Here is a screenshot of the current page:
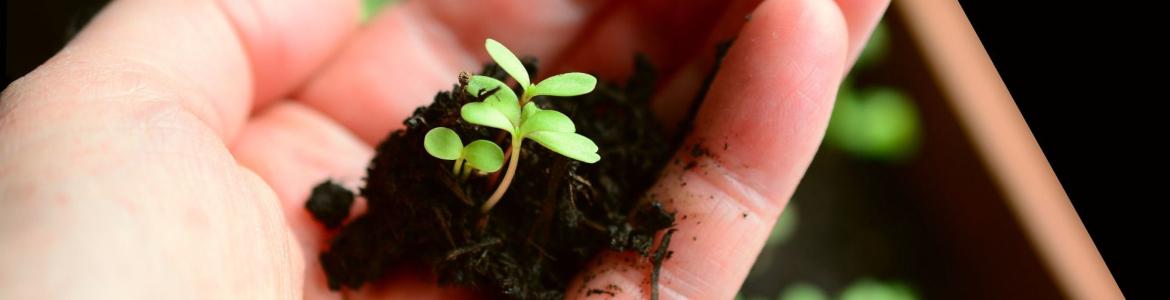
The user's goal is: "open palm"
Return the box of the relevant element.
[0,0,887,298]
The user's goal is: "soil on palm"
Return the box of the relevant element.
[306,56,684,299]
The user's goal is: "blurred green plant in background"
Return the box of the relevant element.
[736,20,924,300]
[767,203,799,247]
[853,22,889,70]
[739,198,921,300]
[825,23,921,162]
[739,278,918,300]
[827,84,919,162]
[362,0,398,22]
[744,203,798,280]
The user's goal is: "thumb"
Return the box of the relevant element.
[566,0,856,298]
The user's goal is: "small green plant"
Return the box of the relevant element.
[424,38,601,214]
[424,127,505,180]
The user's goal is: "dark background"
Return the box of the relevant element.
[955,0,1140,296]
[5,0,109,85]
[4,0,1135,296]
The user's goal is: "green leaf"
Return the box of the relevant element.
[463,140,505,173]
[490,97,521,129]
[522,102,540,120]
[520,109,575,136]
[465,75,520,128]
[423,127,463,160]
[466,75,518,106]
[484,38,530,88]
[530,72,596,97]
[526,131,600,163]
[461,102,515,133]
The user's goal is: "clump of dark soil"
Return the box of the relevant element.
[305,180,354,229]
[307,55,682,299]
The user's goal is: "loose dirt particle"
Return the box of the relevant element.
[305,180,355,229]
[651,229,678,300]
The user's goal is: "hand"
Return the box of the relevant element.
[0,0,888,298]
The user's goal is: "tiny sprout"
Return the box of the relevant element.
[424,127,505,180]
[462,38,601,213]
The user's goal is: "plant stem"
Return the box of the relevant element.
[460,165,472,180]
[520,88,533,106]
[453,157,464,175]
[481,139,521,213]
[482,93,532,214]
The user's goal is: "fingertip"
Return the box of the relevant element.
[294,1,479,144]
[217,0,363,107]
[568,0,851,298]
[832,0,893,66]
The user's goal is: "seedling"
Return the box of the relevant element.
[424,127,505,180]
[313,35,677,297]
[455,38,600,213]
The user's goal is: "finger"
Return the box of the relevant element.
[421,0,604,59]
[230,101,372,299]
[231,101,481,299]
[646,0,766,134]
[549,0,760,81]
[652,0,890,133]
[567,0,852,298]
[1,0,357,296]
[295,0,604,144]
[231,102,372,203]
[217,0,362,109]
[19,0,360,142]
[0,91,305,298]
[834,0,892,66]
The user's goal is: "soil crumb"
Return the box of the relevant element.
[305,180,355,229]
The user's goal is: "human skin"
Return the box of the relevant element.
[0,0,888,299]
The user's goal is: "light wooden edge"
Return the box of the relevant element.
[891,1,1123,299]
